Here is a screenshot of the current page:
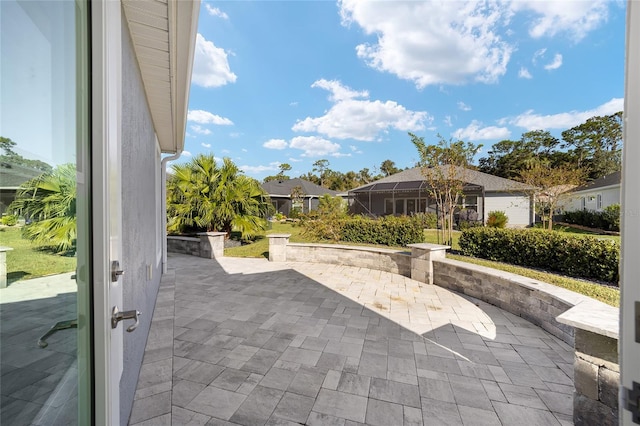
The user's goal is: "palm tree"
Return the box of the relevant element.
[9,163,77,253]
[167,154,273,239]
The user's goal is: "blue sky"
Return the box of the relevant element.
[183,0,626,179]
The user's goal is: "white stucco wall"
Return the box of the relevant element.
[561,185,621,212]
[120,17,164,426]
[483,193,532,227]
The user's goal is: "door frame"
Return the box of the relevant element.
[91,0,124,424]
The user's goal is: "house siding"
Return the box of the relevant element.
[563,186,620,212]
[484,192,531,227]
[120,18,164,425]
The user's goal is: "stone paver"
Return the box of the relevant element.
[129,254,575,425]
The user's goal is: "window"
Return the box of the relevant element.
[395,199,405,215]
[385,199,393,214]
[597,194,602,210]
[581,197,586,210]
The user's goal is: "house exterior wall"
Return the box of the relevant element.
[120,19,164,425]
[484,192,531,227]
[562,185,620,212]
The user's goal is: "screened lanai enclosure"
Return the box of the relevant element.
[348,167,534,227]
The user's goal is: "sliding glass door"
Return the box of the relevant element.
[0,1,92,424]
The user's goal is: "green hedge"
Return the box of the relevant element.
[341,216,424,247]
[563,204,620,231]
[459,227,619,284]
[301,215,424,246]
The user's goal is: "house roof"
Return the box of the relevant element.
[261,178,340,197]
[0,162,43,189]
[122,0,199,154]
[571,171,621,193]
[350,166,533,193]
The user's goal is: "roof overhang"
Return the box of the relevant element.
[122,0,200,154]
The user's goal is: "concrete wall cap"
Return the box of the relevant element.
[197,232,227,237]
[287,242,409,255]
[267,234,292,238]
[407,243,450,251]
[0,247,14,252]
[557,301,619,340]
[167,236,199,242]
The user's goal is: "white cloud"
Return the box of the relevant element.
[339,1,513,88]
[221,149,230,154]
[444,116,453,127]
[349,145,363,154]
[192,34,237,88]
[457,101,471,111]
[240,162,280,175]
[190,125,211,135]
[292,79,429,141]
[511,1,609,41]
[544,53,563,70]
[241,148,248,152]
[187,109,233,125]
[533,48,547,65]
[508,98,623,130]
[204,4,228,19]
[289,101,299,106]
[289,136,342,157]
[518,67,533,79]
[230,132,242,138]
[312,79,369,102]
[263,139,288,150]
[289,158,303,163]
[201,142,211,148]
[453,120,510,141]
[182,150,192,157]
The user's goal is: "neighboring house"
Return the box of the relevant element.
[560,171,621,212]
[0,1,198,425]
[0,162,43,214]
[349,166,535,227]
[262,178,341,215]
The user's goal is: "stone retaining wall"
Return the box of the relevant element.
[285,243,412,276]
[167,232,226,259]
[167,236,200,257]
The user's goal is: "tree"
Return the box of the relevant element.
[312,159,330,187]
[9,164,76,253]
[0,136,17,157]
[0,136,52,172]
[410,133,481,246]
[380,159,400,177]
[358,168,373,184]
[478,131,563,179]
[167,154,273,239]
[561,112,622,179]
[519,161,586,230]
[263,162,293,183]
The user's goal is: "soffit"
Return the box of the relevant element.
[122,0,199,154]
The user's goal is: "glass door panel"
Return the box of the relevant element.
[0,1,92,424]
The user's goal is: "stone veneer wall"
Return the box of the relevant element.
[432,257,577,345]
[572,330,619,426]
[285,243,411,277]
[167,236,200,257]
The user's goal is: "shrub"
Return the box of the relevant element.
[301,214,424,246]
[1,215,18,226]
[288,207,302,219]
[341,215,424,246]
[459,227,619,283]
[487,211,508,228]
[563,205,620,231]
[411,212,437,229]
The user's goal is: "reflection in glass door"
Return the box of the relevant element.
[0,1,92,424]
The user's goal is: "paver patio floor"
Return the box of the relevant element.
[129,253,574,425]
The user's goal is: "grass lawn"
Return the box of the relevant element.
[0,226,76,283]
[423,229,462,251]
[224,222,309,258]
[534,223,620,242]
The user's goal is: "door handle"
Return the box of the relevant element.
[111,306,141,332]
